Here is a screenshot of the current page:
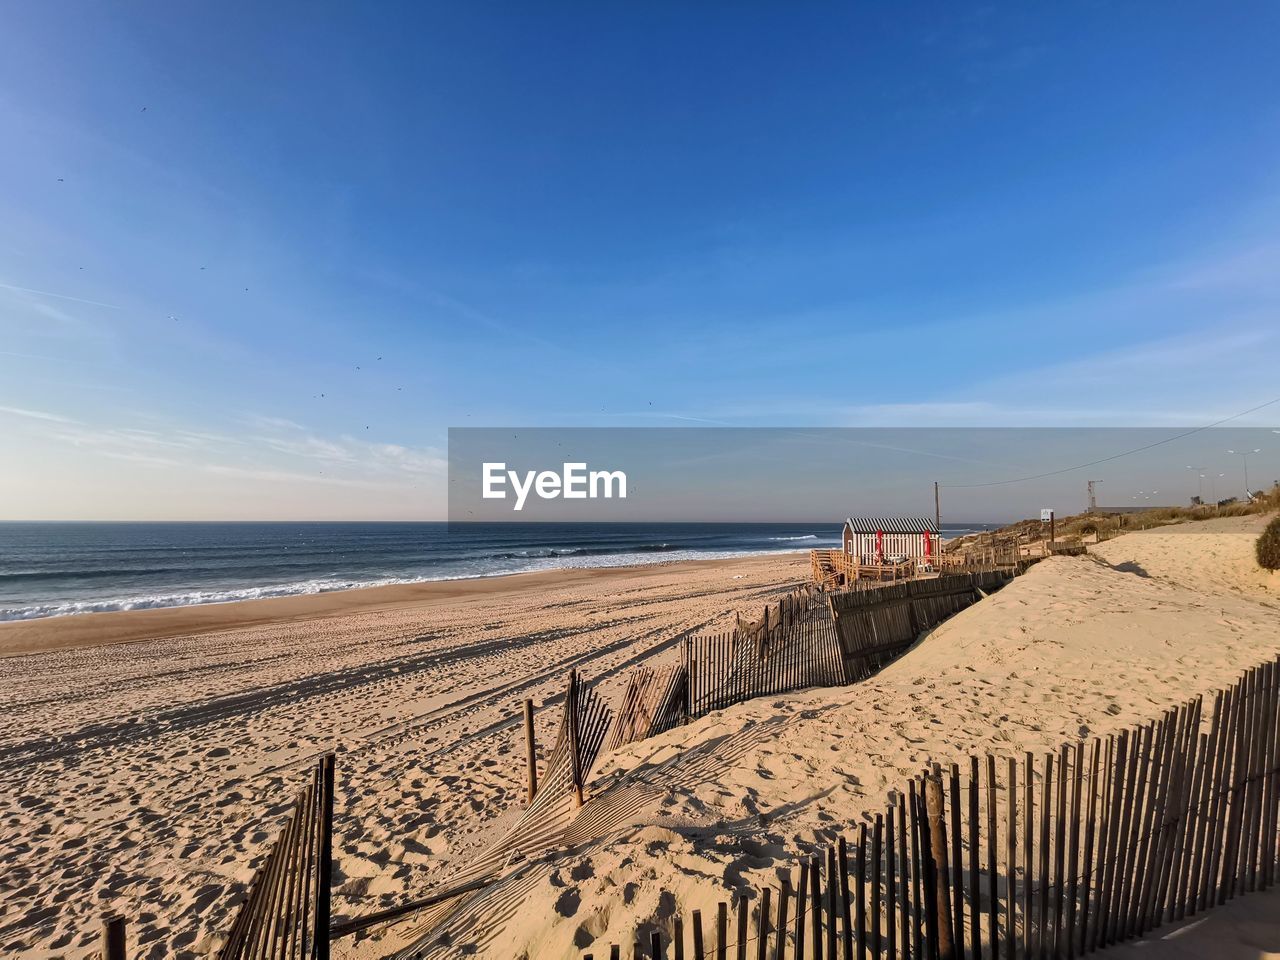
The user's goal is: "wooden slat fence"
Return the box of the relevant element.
[197,671,615,956]
[217,752,334,960]
[586,654,1280,959]
[686,604,844,719]
[829,572,1011,682]
[608,665,690,751]
[735,586,823,648]
[682,573,1016,723]
[376,670,614,955]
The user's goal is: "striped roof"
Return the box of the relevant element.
[845,516,938,534]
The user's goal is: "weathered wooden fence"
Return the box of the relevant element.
[736,586,823,649]
[686,611,845,719]
[811,551,918,590]
[133,672,613,960]
[829,572,1011,683]
[683,573,1014,722]
[586,654,1280,959]
[217,752,334,960]
[608,665,690,751]
[378,669,615,956]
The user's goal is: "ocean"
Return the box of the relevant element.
[0,521,999,622]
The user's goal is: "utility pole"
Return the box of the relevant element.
[934,481,940,533]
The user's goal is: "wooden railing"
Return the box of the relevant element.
[811,550,920,590]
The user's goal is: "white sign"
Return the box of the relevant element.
[1040,508,1054,522]
[482,462,627,511]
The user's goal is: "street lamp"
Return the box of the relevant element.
[1226,449,1262,500]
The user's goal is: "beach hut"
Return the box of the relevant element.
[842,516,939,568]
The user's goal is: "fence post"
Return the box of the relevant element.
[101,915,126,960]
[523,699,539,804]
[312,752,334,960]
[924,775,956,959]
[567,671,586,809]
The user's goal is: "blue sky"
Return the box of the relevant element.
[2,2,1279,519]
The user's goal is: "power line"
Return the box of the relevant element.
[941,396,1279,489]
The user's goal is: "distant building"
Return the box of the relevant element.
[843,516,939,566]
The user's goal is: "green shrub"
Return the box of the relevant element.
[1258,515,1280,571]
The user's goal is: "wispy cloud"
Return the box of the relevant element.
[26,408,446,489]
[0,281,122,310]
[242,413,307,432]
[0,404,80,424]
[243,412,447,476]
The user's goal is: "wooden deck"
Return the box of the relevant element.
[811,549,919,590]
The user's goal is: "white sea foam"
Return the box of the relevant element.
[0,542,840,622]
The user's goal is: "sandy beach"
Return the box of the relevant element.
[0,553,807,957]
[2,516,1277,959]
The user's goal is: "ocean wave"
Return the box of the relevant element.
[487,543,676,560]
[0,539,830,621]
[0,576,432,621]
[766,534,818,541]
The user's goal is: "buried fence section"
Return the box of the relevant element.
[828,572,1013,683]
[216,751,334,960]
[683,573,1017,726]
[590,655,1280,959]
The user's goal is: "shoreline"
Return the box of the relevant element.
[0,552,804,657]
